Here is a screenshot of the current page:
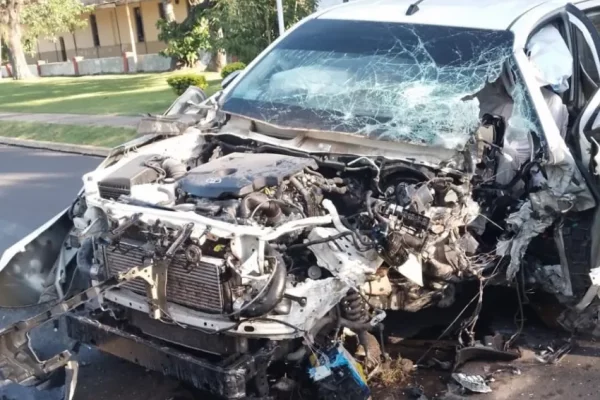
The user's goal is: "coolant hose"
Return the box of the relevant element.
[239,192,282,224]
[157,186,176,206]
[240,247,287,318]
[162,158,187,180]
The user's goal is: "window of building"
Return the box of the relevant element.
[134,7,145,43]
[158,3,166,20]
[90,14,100,47]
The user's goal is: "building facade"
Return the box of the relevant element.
[24,0,355,65]
[30,0,190,63]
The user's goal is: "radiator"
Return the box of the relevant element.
[103,240,225,313]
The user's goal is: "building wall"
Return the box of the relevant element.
[32,0,186,63]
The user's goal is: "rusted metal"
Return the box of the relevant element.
[65,313,277,398]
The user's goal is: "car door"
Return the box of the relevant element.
[561,5,600,291]
[566,4,600,109]
[563,5,600,163]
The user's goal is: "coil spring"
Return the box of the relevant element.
[341,290,369,323]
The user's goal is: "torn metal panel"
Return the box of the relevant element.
[504,192,566,280]
[0,209,74,307]
[532,264,572,296]
[308,227,383,288]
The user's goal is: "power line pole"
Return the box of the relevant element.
[276,0,285,36]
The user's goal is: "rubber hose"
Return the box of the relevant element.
[239,192,282,224]
[286,347,308,362]
[162,158,187,180]
[240,248,287,318]
[290,176,311,203]
[157,186,176,206]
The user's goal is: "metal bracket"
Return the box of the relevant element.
[0,263,152,387]
[0,223,195,386]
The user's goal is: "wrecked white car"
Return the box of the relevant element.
[4,0,600,398]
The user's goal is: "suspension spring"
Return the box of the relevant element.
[340,289,369,323]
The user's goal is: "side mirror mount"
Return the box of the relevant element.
[221,69,242,90]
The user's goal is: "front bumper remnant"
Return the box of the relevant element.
[65,314,274,399]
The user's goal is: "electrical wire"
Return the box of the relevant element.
[220,256,278,318]
[347,156,383,193]
[415,256,505,366]
[285,231,355,252]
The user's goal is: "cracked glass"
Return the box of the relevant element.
[221,19,518,150]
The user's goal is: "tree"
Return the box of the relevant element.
[0,0,32,79]
[157,16,211,68]
[0,0,91,80]
[157,0,316,70]
[208,0,317,64]
[22,0,92,53]
[161,0,176,23]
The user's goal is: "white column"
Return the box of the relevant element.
[125,2,138,64]
[276,0,285,37]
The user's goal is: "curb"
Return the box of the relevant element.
[0,137,110,157]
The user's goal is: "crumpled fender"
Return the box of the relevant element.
[0,208,74,307]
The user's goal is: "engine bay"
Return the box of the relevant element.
[72,120,551,342]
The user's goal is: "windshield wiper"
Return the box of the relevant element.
[406,0,426,16]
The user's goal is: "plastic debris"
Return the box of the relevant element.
[308,344,371,399]
[535,340,573,364]
[451,373,492,393]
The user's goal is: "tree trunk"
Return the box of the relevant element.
[208,27,225,72]
[162,0,176,22]
[72,33,78,56]
[6,0,33,80]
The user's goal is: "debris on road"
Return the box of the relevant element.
[535,340,574,364]
[451,373,492,393]
[308,344,371,399]
[454,334,520,370]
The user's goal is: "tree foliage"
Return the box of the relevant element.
[209,0,317,64]
[22,0,93,52]
[157,0,317,69]
[1,0,92,79]
[157,17,211,68]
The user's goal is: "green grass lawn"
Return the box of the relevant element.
[0,72,222,116]
[0,121,137,147]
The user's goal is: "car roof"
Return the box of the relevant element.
[316,0,568,30]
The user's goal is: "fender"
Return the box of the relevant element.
[0,208,75,307]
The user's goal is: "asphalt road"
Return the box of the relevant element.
[0,145,188,400]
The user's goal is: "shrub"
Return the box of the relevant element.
[167,74,208,95]
[221,62,246,79]
[157,18,211,68]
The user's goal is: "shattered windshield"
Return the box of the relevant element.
[221,19,515,149]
